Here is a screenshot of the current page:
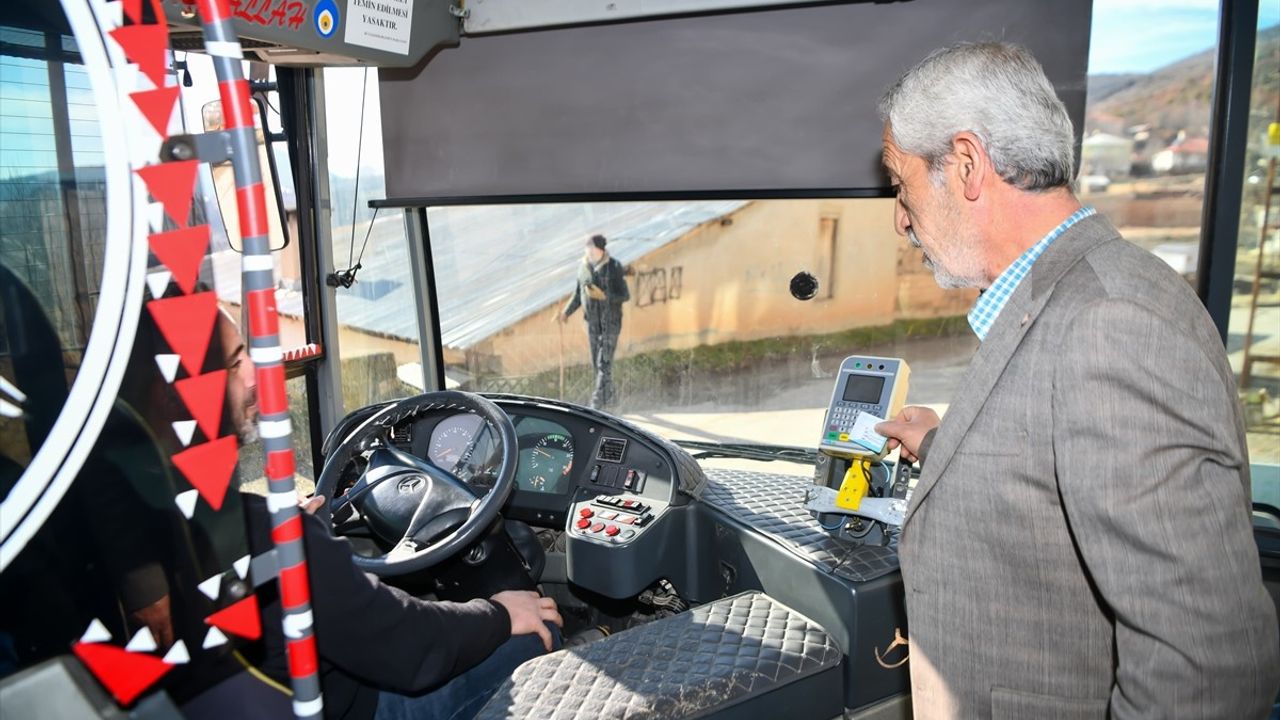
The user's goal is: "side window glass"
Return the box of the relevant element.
[1082,2,1223,285]
[1226,14,1280,495]
[322,67,425,413]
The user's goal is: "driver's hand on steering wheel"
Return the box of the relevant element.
[490,591,563,652]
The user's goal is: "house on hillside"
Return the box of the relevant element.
[1081,132,1134,178]
[1152,135,1210,175]
[1085,112,1126,137]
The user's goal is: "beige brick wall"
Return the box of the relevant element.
[478,199,976,377]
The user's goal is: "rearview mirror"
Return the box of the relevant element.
[201,99,224,132]
[201,98,291,252]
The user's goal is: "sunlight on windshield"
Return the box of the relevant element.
[417,199,978,463]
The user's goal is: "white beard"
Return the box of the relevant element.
[909,229,978,289]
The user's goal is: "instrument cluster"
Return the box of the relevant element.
[407,411,578,495]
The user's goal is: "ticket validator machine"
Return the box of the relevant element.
[806,356,913,544]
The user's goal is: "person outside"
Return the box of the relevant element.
[559,235,630,409]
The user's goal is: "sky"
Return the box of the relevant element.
[1089,0,1280,74]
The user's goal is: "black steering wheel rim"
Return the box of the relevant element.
[314,390,519,576]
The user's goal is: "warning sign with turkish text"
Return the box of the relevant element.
[344,0,412,55]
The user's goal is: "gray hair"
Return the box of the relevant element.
[878,42,1076,191]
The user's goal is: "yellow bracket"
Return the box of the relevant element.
[836,459,871,511]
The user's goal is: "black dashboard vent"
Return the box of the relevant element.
[596,437,628,463]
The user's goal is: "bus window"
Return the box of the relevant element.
[1081,2,1280,483]
[323,67,427,414]
[0,28,106,478]
[421,199,978,476]
[1080,2,1224,287]
[1226,13,1280,486]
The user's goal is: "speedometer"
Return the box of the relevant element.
[428,414,487,475]
[525,433,574,493]
[430,425,473,469]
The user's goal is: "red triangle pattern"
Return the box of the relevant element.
[136,160,198,228]
[72,641,173,706]
[121,0,165,24]
[172,435,238,511]
[130,85,179,139]
[175,370,227,442]
[108,24,169,87]
[147,291,218,376]
[122,0,143,23]
[148,225,210,295]
[205,594,262,641]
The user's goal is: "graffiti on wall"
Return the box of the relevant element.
[634,266,682,308]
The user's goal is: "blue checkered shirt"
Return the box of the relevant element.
[967,206,1096,341]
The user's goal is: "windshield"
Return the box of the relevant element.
[414,199,976,475]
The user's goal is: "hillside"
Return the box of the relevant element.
[1086,23,1280,140]
[1086,73,1143,104]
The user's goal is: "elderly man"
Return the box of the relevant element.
[559,234,630,409]
[873,42,1278,719]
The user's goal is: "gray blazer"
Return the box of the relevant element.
[901,213,1279,719]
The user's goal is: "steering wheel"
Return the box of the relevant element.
[314,391,519,576]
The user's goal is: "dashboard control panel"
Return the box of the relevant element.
[340,396,694,600]
[381,400,678,529]
[585,462,647,493]
[568,494,666,546]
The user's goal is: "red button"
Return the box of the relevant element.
[590,523,605,533]
[579,508,594,518]
[605,525,620,536]
[616,516,635,525]
[575,518,591,530]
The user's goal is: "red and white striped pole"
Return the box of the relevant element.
[191,2,322,717]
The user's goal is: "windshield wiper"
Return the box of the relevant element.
[672,439,819,465]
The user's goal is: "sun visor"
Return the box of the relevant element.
[161,0,460,67]
[378,0,1094,202]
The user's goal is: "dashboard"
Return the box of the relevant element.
[381,398,678,528]
[327,394,704,598]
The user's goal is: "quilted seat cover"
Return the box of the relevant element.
[476,591,841,719]
[702,468,900,582]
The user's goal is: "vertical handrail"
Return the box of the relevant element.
[1195,0,1259,343]
[191,2,323,717]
